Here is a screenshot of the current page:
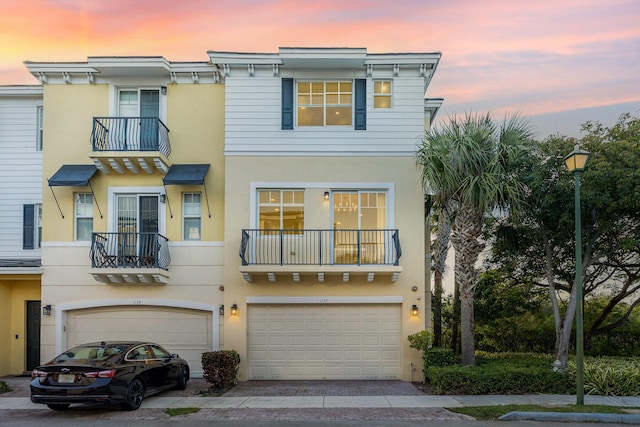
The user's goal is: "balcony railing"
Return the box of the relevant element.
[239,229,401,266]
[91,117,171,157]
[90,232,170,270]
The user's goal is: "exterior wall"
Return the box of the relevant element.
[5,279,40,374]
[224,156,427,381]
[224,75,425,155]
[0,86,43,258]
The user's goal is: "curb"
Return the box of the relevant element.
[500,411,640,424]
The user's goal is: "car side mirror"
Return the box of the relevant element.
[172,354,179,359]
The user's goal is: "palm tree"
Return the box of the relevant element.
[417,112,533,365]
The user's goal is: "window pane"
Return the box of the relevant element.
[183,218,201,240]
[374,96,391,108]
[282,206,304,230]
[298,106,323,126]
[259,206,281,229]
[77,218,93,241]
[326,106,352,125]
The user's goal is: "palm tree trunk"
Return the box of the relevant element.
[432,205,451,346]
[450,204,485,366]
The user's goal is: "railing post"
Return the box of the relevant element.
[357,229,361,266]
[318,229,323,266]
[279,229,284,266]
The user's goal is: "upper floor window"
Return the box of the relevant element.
[22,203,41,249]
[258,189,304,233]
[36,106,43,151]
[75,193,93,241]
[297,81,352,126]
[183,193,201,240]
[373,80,392,108]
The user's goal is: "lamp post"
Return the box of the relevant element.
[563,144,590,406]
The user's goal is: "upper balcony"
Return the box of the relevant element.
[89,232,171,284]
[90,117,172,175]
[239,229,403,283]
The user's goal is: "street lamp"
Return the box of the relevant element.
[563,144,590,406]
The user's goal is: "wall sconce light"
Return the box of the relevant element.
[411,304,419,317]
[43,305,52,316]
[159,194,166,204]
[161,86,167,95]
[219,305,224,316]
[324,191,330,201]
[230,304,238,316]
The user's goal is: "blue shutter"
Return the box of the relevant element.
[281,78,294,130]
[23,204,34,250]
[354,79,366,130]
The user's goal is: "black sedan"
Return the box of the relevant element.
[30,341,190,411]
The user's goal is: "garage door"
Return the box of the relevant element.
[248,304,400,379]
[66,306,212,377]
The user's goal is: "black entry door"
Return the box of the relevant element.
[26,301,41,371]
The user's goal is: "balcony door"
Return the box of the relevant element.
[118,89,160,150]
[333,191,386,264]
[116,195,159,266]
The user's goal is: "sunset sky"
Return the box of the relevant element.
[1,0,638,138]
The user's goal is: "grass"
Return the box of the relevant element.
[165,407,201,417]
[0,380,11,394]
[449,404,638,420]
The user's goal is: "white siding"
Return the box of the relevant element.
[224,76,426,156]
[0,87,43,259]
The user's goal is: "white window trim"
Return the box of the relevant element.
[373,79,393,109]
[74,193,93,241]
[108,86,167,122]
[107,186,166,234]
[182,192,202,241]
[296,80,354,127]
[36,105,43,151]
[249,182,395,229]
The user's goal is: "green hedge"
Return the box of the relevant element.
[0,380,10,394]
[202,350,240,390]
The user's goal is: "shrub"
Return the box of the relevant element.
[202,350,240,390]
[0,380,10,394]
[427,354,573,395]
[407,330,432,355]
[566,357,640,396]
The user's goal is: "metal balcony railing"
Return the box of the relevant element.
[239,229,401,266]
[91,117,171,157]
[90,232,170,270]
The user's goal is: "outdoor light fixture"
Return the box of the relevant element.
[411,304,419,317]
[230,304,238,316]
[219,305,224,316]
[564,144,590,406]
[42,305,51,316]
[161,86,167,95]
[324,191,330,200]
[159,194,166,204]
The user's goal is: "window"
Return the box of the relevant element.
[35,204,42,248]
[75,193,93,241]
[297,81,352,126]
[183,193,201,240]
[24,204,42,249]
[258,189,304,233]
[374,80,392,108]
[36,106,43,150]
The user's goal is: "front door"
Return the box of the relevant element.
[26,300,41,371]
[118,89,160,151]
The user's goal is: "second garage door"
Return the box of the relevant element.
[66,305,212,377]
[248,304,401,380]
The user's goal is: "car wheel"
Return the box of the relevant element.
[175,367,189,390]
[121,378,144,411]
[46,403,70,411]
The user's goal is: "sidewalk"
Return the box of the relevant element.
[3,375,640,423]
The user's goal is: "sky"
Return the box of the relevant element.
[1,0,639,138]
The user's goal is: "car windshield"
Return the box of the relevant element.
[53,344,128,362]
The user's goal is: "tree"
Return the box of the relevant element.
[417,112,534,365]
[489,113,640,367]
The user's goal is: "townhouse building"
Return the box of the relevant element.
[0,85,44,376]
[11,46,441,381]
[23,58,225,377]
[212,47,441,381]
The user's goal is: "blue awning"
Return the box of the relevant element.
[48,165,98,187]
[163,164,210,185]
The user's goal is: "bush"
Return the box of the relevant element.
[202,350,240,390]
[566,357,640,396]
[407,330,432,355]
[427,354,573,395]
[0,380,10,394]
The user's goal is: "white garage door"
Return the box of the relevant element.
[248,304,401,380]
[66,306,212,377]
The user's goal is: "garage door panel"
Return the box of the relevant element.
[248,304,400,380]
[67,306,212,378]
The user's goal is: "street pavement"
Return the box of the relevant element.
[3,375,640,423]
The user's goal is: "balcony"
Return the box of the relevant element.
[239,229,402,283]
[90,117,172,175]
[89,232,171,284]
